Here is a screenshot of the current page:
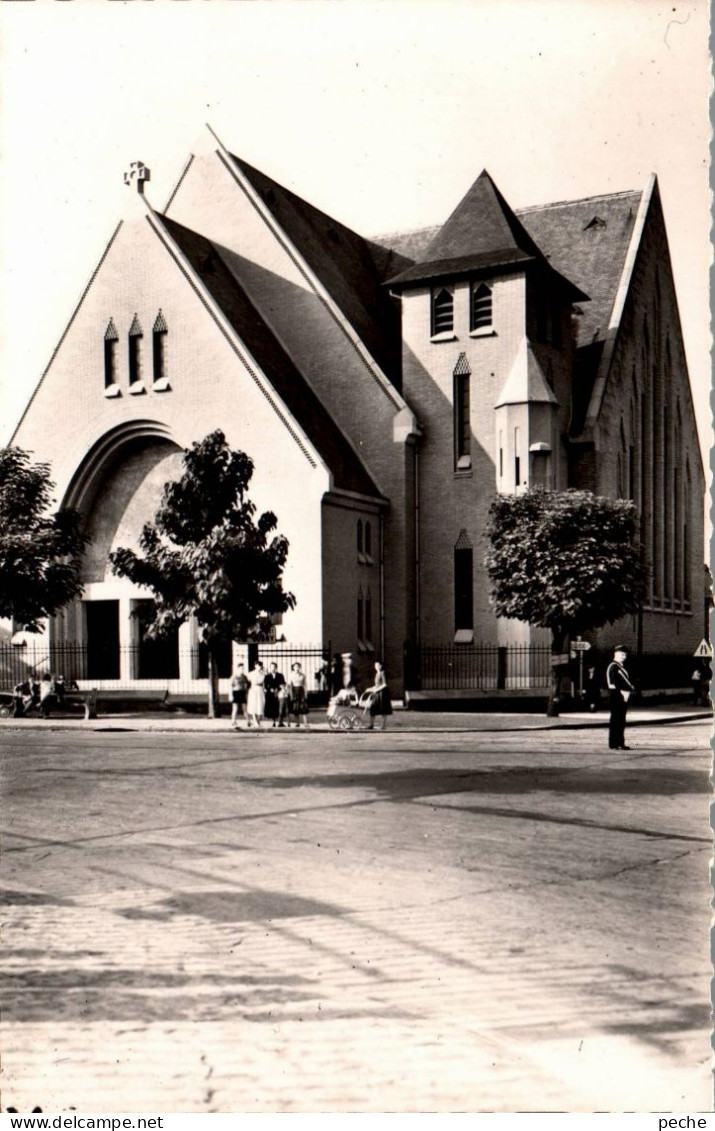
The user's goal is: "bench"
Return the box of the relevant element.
[66,688,168,719]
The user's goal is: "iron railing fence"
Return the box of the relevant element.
[0,641,329,695]
[405,643,706,693]
[405,643,553,691]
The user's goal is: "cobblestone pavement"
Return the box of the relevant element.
[1,721,711,1112]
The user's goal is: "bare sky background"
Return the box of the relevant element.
[1,0,710,470]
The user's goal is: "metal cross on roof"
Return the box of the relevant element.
[124,161,151,194]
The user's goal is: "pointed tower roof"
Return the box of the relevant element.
[387,170,586,300]
[495,341,559,408]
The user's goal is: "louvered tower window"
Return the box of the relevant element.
[128,314,143,387]
[152,310,168,385]
[470,283,492,331]
[431,287,454,336]
[103,319,118,389]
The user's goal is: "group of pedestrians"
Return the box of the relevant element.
[229,661,309,730]
[227,657,393,731]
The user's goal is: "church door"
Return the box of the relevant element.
[85,600,120,679]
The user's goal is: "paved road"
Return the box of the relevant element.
[1,721,711,1113]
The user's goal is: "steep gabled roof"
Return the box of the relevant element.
[386,170,585,300]
[228,154,409,387]
[157,213,381,500]
[518,189,642,352]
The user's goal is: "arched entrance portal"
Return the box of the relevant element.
[55,421,192,685]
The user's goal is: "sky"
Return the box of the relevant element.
[0,0,711,466]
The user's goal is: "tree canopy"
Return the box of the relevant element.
[485,489,648,639]
[109,430,295,712]
[0,446,87,632]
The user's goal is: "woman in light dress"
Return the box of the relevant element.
[246,661,266,728]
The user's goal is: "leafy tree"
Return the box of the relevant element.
[110,430,295,716]
[485,489,647,715]
[0,446,87,632]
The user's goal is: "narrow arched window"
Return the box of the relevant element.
[103,318,118,389]
[152,310,168,386]
[364,520,372,561]
[454,529,474,635]
[617,421,626,497]
[471,283,492,331]
[357,519,364,560]
[431,287,454,336]
[128,314,143,387]
[357,586,364,643]
[453,353,471,470]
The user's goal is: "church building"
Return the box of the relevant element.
[10,127,705,696]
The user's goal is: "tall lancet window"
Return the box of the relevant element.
[103,318,119,392]
[152,310,169,389]
[453,353,471,471]
[454,529,474,641]
[128,314,144,391]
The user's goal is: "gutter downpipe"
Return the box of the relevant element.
[414,441,421,645]
[379,510,386,662]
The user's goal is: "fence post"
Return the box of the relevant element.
[497,646,507,690]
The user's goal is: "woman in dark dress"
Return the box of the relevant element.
[365,661,392,730]
[263,662,286,728]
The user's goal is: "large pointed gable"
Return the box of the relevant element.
[156,212,381,500]
[228,154,408,388]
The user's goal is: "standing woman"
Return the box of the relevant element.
[365,661,392,731]
[288,662,310,728]
[263,662,285,728]
[246,661,266,729]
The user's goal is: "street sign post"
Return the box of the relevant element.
[572,639,591,697]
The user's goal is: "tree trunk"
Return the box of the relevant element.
[547,628,567,717]
[207,646,220,719]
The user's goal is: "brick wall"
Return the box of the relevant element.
[594,185,705,657]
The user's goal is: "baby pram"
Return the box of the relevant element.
[326,688,374,731]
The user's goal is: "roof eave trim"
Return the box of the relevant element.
[579,173,657,438]
[386,254,534,290]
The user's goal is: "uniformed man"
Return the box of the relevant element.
[606,645,635,750]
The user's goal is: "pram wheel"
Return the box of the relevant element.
[328,715,341,730]
[338,715,352,731]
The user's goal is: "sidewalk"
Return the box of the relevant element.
[1,703,710,734]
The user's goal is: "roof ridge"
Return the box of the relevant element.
[517,188,642,215]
